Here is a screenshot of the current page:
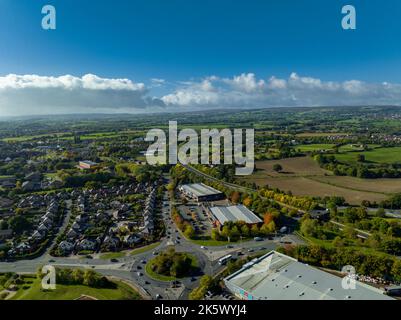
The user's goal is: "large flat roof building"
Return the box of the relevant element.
[179,183,224,202]
[210,205,262,226]
[78,160,98,170]
[224,251,394,300]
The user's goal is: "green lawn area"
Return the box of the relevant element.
[129,242,161,256]
[296,144,336,152]
[99,242,161,259]
[99,251,128,260]
[335,147,401,164]
[294,231,389,257]
[338,144,380,153]
[145,262,177,282]
[10,276,141,300]
[190,238,240,247]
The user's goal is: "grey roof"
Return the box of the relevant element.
[210,205,262,224]
[180,183,222,197]
[224,251,394,300]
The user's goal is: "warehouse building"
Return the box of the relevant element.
[179,183,225,202]
[224,251,394,300]
[209,204,262,227]
[78,160,99,170]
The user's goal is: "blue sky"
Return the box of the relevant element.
[1,0,401,115]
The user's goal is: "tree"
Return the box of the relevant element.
[375,208,386,218]
[300,218,318,237]
[221,225,232,240]
[83,269,98,287]
[343,225,357,239]
[260,221,276,235]
[230,225,240,240]
[242,197,252,207]
[332,236,345,247]
[8,215,31,234]
[72,269,84,284]
[357,154,365,162]
[273,164,283,172]
[0,220,8,230]
[211,228,220,241]
[230,191,240,204]
[263,213,274,225]
[250,224,260,237]
[184,225,195,239]
[240,225,250,238]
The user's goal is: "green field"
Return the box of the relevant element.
[335,147,401,164]
[129,242,161,256]
[99,251,128,260]
[296,144,336,152]
[8,276,141,300]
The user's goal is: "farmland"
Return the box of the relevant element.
[334,147,401,165]
[241,156,401,205]
[295,144,336,152]
[252,156,331,177]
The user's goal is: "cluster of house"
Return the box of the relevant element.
[21,172,43,192]
[7,194,62,256]
[57,182,159,256]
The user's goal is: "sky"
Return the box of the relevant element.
[1,0,401,116]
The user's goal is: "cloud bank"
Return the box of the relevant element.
[161,73,401,109]
[1,72,401,116]
[0,74,163,116]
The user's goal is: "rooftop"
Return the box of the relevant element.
[224,251,394,300]
[79,160,98,166]
[180,183,222,197]
[210,204,262,224]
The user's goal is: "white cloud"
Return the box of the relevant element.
[161,73,401,109]
[0,73,160,116]
[2,72,401,116]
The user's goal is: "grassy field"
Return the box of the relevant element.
[311,176,401,194]
[337,144,380,153]
[295,144,336,152]
[261,176,387,204]
[99,242,162,259]
[9,276,141,300]
[99,251,128,260]
[295,132,348,137]
[129,242,161,256]
[335,147,401,164]
[251,156,330,177]
[241,156,397,205]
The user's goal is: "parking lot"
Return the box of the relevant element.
[178,203,213,236]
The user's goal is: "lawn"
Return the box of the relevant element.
[335,147,401,165]
[99,242,162,259]
[99,251,128,260]
[190,238,249,247]
[129,242,161,256]
[10,276,141,300]
[145,262,177,282]
[295,144,336,152]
